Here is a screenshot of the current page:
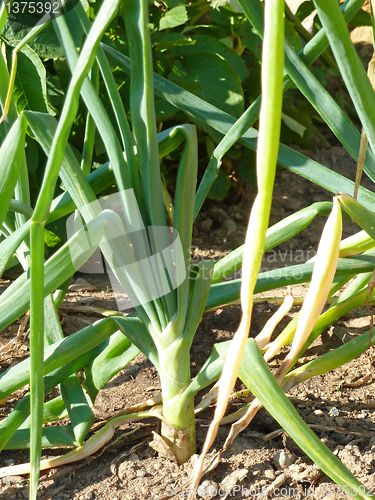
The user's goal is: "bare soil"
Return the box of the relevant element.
[1,145,375,500]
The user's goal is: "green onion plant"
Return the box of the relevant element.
[1,0,375,498]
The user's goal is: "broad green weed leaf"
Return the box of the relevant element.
[241,22,262,59]
[238,148,257,185]
[46,74,65,108]
[155,100,180,119]
[211,0,231,9]
[102,44,375,210]
[173,35,248,81]
[13,46,54,115]
[169,51,244,117]
[349,7,372,27]
[188,25,228,39]
[159,6,189,30]
[2,12,83,59]
[208,169,231,200]
[295,1,315,22]
[153,34,195,49]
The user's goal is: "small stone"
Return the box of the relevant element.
[273,451,296,469]
[288,199,302,210]
[69,278,98,292]
[264,469,276,480]
[136,469,146,477]
[129,453,140,462]
[314,409,324,416]
[335,417,345,427]
[208,208,228,223]
[85,492,93,499]
[221,469,248,489]
[3,459,15,466]
[76,296,98,304]
[154,462,162,470]
[2,476,26,485]
[328,407,340,417]
[197,479,219,499]
[127,363,140,374]
[289,464,303,473]
[221,219,237,235]
[199,218,213,233]
[266,473,287,495]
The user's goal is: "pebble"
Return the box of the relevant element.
[328,407,340,417]
[221,219,237,235]
[314,409,324,416]
[208,208,228,222]
[69,278,98,292]
[264,469,276,480]
[2,476,26,485]
[3,459,15,466]
[221,469,248,490]
[335,416,345,427]
[127,363,140,374]
[197,479,219,499]
[273,451,296,469]
[154,462,162,470]
[129,453,140,462]
[85,492,93,499]
[200,218,213,232]
[288,199,302,210]
[136,469,146,477]
[266,473,287,495]
[76,296,98,304]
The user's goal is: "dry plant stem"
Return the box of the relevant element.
[276,197,342,383]
[59,306,128,317]
[222,398,263,450]
[0,310,29,353]
[0,407,163,478]
[365,270,375,347]
[194,385,250,415]
[353,129,368,200]
[353,53,375,199]
[219,199,342,451]
[91,395,162,430]
[188,0,284,494]
[194,382,220,414]
[255,286,294,349]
